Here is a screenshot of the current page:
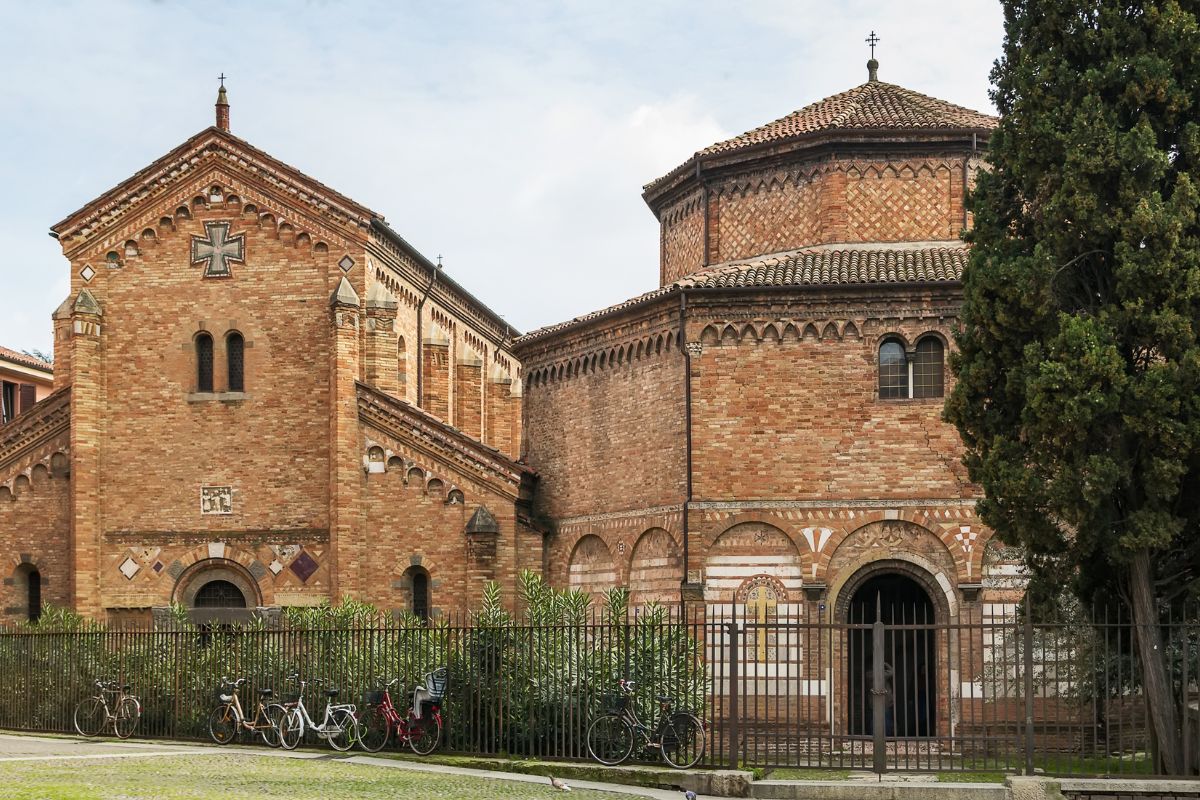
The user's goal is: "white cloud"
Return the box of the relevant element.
[0,1,1003,350]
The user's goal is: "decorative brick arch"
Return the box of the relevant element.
[173,542,273,606]
[173,558,263,608]
[700,511,812,575]
[823,520,959,620]
[813,511,974,584]
[627,527,681,606]
[567,534,615,602]
[703,521,803,604]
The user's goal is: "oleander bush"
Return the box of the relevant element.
[0,571,707,758]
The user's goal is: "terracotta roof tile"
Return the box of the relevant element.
[700,81,996,159]
[517,244,966,345]
[679,244,968,288]
[0,346,53,373]
[645,80,997,193]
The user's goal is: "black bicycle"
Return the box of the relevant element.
[586,679,705,769]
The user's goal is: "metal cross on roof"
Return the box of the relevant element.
[866,31,880,59]
[191,221,245,278]
[218,72,227,88]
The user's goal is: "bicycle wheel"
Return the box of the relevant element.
[357,705,391,753]
[73,697,105,737]
[208,704,237,745]
[586,713,634,766]
[326,708,357,752]
[408,712,441,756]
[278,707,303,750]
[114,696,141,740]
[660,712,705,769]
[263,704,287,748]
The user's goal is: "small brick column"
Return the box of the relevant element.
[68,288,104,617]
[329,276,364,599]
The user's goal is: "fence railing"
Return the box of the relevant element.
[0,604,1196,776]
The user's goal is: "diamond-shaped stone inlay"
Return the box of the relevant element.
[289,551,318,583]
[338,255,355,273]
[268,559,284,575]
[152,560,165,574]
[80,265,96,282]
[119,557,140,580]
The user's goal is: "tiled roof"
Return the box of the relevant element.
[645,79,997,194]
[517,244,966,345]
[516,285,677,345]
[0,346,53,373]
[679,244,968,288]
[700,81,996,159]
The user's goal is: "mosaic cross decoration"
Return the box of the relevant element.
[191,221,245,278]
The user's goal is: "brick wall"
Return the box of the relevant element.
[0,462,71,624]
[688,309,969,502]
[657,155,979,284]
[521,335,686,522]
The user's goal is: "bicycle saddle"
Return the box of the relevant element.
[325,688,339,698]
[258,688,273,696]
[656,694,673,703]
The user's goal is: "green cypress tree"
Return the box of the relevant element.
[946,0,1200,773]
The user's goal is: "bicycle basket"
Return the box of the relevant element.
[601,693,629,713]
[364,690,386,706]
[215,689,233,704]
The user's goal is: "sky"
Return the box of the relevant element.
[0,0,1004,355]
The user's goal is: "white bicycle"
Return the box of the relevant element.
[277,674,359,751]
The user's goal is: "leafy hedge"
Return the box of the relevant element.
[0,572,707,758]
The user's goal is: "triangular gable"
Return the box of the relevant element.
[51,126,380,256]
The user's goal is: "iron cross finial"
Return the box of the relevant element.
[218,72,227,89]
[866,31,880,59]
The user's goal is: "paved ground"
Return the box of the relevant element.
[0,733,713,799]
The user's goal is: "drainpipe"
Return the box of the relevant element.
[415,267,438,407]
[679,290,693,603]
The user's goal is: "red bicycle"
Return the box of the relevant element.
[357,668,446,754]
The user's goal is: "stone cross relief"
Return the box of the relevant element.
[191,221,245,277]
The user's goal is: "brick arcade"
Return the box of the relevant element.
[0,60,1026,674]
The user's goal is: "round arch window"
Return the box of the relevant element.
[193,580,247,608]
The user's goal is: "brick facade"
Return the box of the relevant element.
[518,69,1017,626]
[0,106,530,626]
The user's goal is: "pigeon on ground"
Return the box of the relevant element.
[549,776,572,792]
[683,792,698,800]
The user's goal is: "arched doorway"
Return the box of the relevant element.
[846,571,936,738]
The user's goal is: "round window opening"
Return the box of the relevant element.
[193,579,248,609]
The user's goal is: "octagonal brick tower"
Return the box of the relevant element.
[644,62,997,285]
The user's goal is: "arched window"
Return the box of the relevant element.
[398,336,407,387]
[196,333,214,393]
[226,332,244,392]
[878,339,908,400]
[15,566,42,623]
[406,567,430,622]
[193,580,247,608]
[912,337,945,399]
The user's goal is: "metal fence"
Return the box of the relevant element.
[0,603,1196,776]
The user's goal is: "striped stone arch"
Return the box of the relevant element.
[811,509,983,585]
[701,511,813,577]
[567,534,615,602]
[627,527,682,606]
[703,521,803,605]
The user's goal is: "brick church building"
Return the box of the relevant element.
[0,61,1023,631]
